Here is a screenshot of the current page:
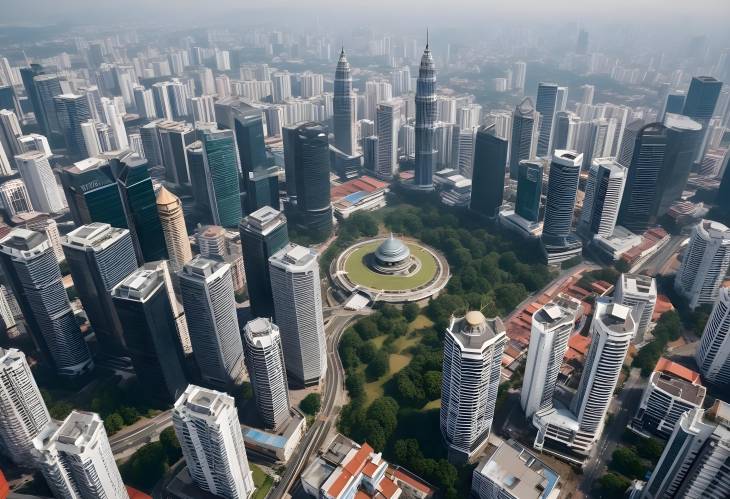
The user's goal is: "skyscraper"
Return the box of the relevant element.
[535,83,559,157]
[173,385,255,499]
[179,257,245,390]
[616,119,645,168]
[375,100,400,179]
[112,265,189,401]
[240,206,289,319]
[34,411,129,499]
[552,111,580,152]
[157,120,195,185]
[515,160,543,223]
[156,186,192,273]
[719,163,730,214]
[414,38,437,189]
[534,300,635,457]
[509,98,540,179]
[189,126,242,228]
[54,93,92,159]
[244,318,290,430]
[0,108,21,160]
[521,295,581,419]
[14,151,65,214]
[62,223,138,353]
[440,311,506,462]
[0,179,33,216]
[578,158,627,238]
[614,274,657,344]
[32,73,64,142]
[541,151,583,264]
[333,48,356,156]
[695,287,730,385]
[682,76,723,160]
[232,107,267,179]
[291,122,332,234]
[513,61,527,93]
[0,347,51,464]
[0,229,93,377]
[269,243,327,387]
[470,124,508,218]
[640,403,730,499]
[675,220,730,309]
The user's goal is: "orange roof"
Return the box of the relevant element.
[392,468,434,494]
[355,492,371,499]
[363,461,379,478]
[568,335,591,354]
[655,357,701,384]
[126,486,152,499]
[378,477,399,498]
[331,176,388,199]
[328,443,374,498]
[0,469,9,499]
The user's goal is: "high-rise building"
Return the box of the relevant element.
[269,243,327,387]
[614,274,657,344]
[61,223,138,353]
[470,124,508,218]
[188,126,242,228]
[414,40,437,189]
[232,108,267,179]
[696,288,730,386]
[179,257,245,390]
[32,73,64,141]
[240,206,289,319]
[640,402,730,499]
[14,151,65,213]
[631,357,705,439]
[291,122,332,234]
[21,213,64,263]
[616,119,645,168]
[675,220,730,309]
[244,168,280,215]
[440,311,506,462]
[533,300,635,457]
[720,164,730,214]
[244,318,290,430]
[682,76,723,160]
[156,186,192,273]
[34,411,129,499]
[375,101,400,179]
[173,385,255,499]
[513,61,527,92]
[133,86,157,119]
[61,153,167,263]
[0,347,51,464]
[0,108,22,160]
[578,158,626,239]
[521,295,581,419]
[112,265,189,401]
[54,93,92,159]
[157,120,195,184]
[535,83,559,157]
[541,151,583,264]
[576,29,589,54]
[0,179,33,216]
[509,98,540,179]
[580,84,595,106]
[0,229,93,377]
[515,160,543,223]
[553,111,580,152]
[333,49,356,156]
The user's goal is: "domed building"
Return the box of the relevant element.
[372,234,413,273]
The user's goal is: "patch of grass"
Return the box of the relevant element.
[371,335,388,350]
[343,241,439,291]
[407,314,434,333]
[251,464,273,499]
[422,399,441,410]
[362,351,416,405]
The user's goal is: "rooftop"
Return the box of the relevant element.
[450,312,506,351]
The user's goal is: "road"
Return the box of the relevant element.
[268,311,367,499]
[579,368,644,495]
[637,235,686,276]
[109,409,172,455]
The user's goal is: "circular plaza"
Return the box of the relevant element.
[331,235,450,303]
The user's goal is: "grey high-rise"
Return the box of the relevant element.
[62,223,138,354]
[535,83,559,157]
[541,151,583,264]
[333,48,356,156]
[292,122,332,234]
[470,125,508,218]
[515,160,543,223]
[112,265,189,402]
[54,93,92,159]
[269,244,327,387]
[682,76,722,160]
[179,257,245,390]
[509,98,540,179]
[414,39,437,189]
[0,229,93,377]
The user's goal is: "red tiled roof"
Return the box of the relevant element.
[331,176,388,199]
[328,443,374,497]
[392,468,433,494]
[655,357,702,384]
[568,335,591,355]
[363,461,378,478]
[126,486,152,499]
[378,477,399,498]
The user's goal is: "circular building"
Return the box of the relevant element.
[331,235,449,304]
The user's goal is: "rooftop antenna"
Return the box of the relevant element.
[426,28,429,49]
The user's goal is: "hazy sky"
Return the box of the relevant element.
[1,0,729,27]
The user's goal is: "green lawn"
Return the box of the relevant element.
[251,464,273,499]
[407,315,434,333]
[343,241,438,291]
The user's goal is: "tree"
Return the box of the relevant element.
[356,342,376,363]
[423,371,442,400]
[159,427,182,464]
[121,441,168,490]
[48,401,73,420]
[609,447,647,479]
[104,413,124,435]
[355,318,379,340]
[614,259,631,273]
[635,437,664,462]
[598,473,631,498]
[119,406,140,425]
[366,397,399,436]
[365,351,389,381]
[238,381,254,400]
[345,372,365,399]
[403,303,420,322]
[362,420,386,451]
[300,393,321,415]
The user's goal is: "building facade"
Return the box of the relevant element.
[675,220,730,309]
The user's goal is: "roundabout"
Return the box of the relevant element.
[330,235,450,303]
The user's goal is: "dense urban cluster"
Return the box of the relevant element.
[0,8,729,499]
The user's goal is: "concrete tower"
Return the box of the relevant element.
[156,186,192,273]
[696,288,730,386]
[414,36,437,189]
[333,48,356,156]
[675,220,730,309]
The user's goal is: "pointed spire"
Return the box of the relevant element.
[426,28,429,49]
[340,43,345,57]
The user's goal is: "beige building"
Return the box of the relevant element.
[156,186,192,273]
